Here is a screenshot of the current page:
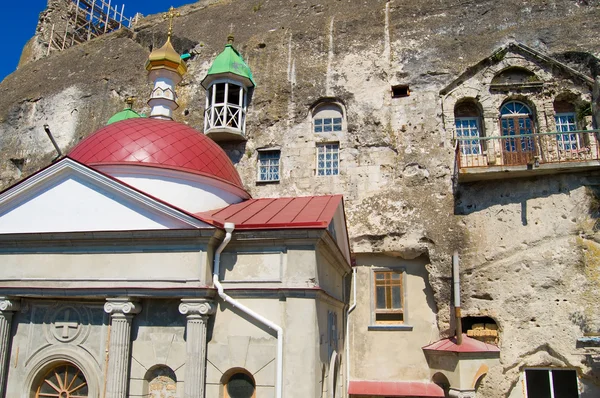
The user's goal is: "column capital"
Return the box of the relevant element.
[104,298,142,316]
[179,298,216,317]
[0,297,20,313]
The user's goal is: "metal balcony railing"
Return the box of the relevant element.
[456,129,600,169]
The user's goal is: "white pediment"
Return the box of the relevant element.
[0,158,212,233]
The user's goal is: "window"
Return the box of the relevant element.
[317,143,339,176]
[36,363,88,397]
[391,84,410,98]
[454,101,483,155]
[500,101,536,165]
[374,270,404,324]
[312,103,344,133]
[555,113,579,151]
[224,370,256,398]
[204,81,247,133]
[257,150,280,182]
[315,117,343,133]
[525,369,578,398]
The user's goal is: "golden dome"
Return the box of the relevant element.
[145,37,187,76]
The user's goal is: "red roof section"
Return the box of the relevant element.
[197,195,342,229]
[348,380,445,397]
[422,334,500,353]
[68,118,245,191]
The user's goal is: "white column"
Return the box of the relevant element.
[0,298,19,397]
[179,299,216,398]
[104,298,142,398]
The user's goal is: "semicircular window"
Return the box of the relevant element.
[36,363,88,397]
[226,371,256,398]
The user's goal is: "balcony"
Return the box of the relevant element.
[456,129,600,182]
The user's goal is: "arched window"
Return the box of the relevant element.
[144,365,177,398]
[500,101,536,165]
[554,100,580,151]
[35,362,88,397]
[313,103,344,133]
[224,369,256,398]
[454,101,483,155]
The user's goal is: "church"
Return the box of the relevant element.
[0,0,599,397]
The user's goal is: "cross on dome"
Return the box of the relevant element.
[164,6,180,39]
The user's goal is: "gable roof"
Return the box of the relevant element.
[196,195,343,230]
[0,158,212,233]
[439,42,595,95]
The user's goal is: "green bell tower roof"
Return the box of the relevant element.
[201,36,255,89]
[107,98,144,125]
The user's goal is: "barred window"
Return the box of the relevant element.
[317,143,339,176]
[257,150,280,182]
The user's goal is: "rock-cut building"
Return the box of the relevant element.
[1,0,600,397]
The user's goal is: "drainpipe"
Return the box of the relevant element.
[345,267,357,398]
[453,251,463,345]
[213,223,284,398]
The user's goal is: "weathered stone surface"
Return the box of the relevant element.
[1,0,600,396]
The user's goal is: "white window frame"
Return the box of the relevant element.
[257,149,281,182]
[316,143,339,176]
[523,368,580,398]
[455,117,482,155]
[312,103,345,133]
[555,112,580,151]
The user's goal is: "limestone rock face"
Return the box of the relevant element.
[1,0,600,396]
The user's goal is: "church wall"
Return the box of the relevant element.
[5,299,108,398]
[350,254,439,382]
[129,299,187,397]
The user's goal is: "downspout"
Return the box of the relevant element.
[453,251,463,345]
[345,267,357,398]
[213,222,284,398]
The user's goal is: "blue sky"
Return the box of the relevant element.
[0,0,194,82]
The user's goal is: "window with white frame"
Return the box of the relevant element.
[524,369,578,398]
[555,113,579,151]
[316,143,339,176]
[313,103,344,133]
[257,150,280,182]
[454,101,483,155]
[455,118,481,155]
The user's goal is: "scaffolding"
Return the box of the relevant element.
[45,0,136,55]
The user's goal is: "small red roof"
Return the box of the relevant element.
[348,380,445,397]
[197,195,342,229]
[68,118,245,191]
[422,334,500,353]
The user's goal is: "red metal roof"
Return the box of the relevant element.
[348,380,445,397]
[68,118,245,191]
[422,334,500,353]
[197,195,342,229]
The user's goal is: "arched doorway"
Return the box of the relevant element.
[35,362,88,397]
[500,101,536,165]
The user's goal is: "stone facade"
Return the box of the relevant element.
[0,0,600,397]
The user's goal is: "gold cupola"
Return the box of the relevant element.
[145,6,187,120]
[145,7,187,76]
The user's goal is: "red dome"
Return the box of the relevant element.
[69,118,244,190]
